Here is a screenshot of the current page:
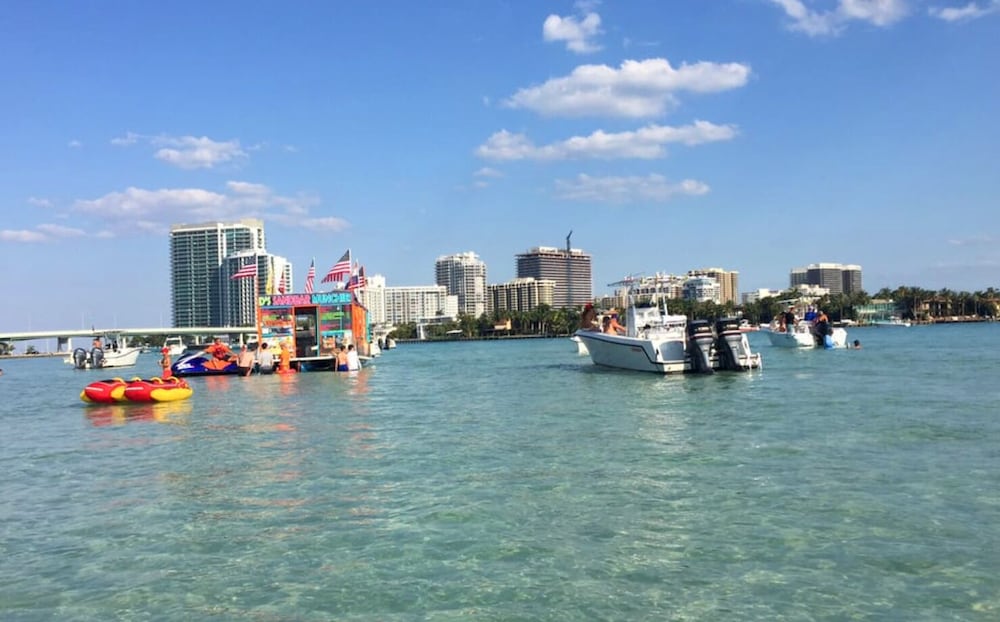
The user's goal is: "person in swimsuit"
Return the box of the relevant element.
[336,345,350,372]
[236,344,256,376]
[159,347,173,379]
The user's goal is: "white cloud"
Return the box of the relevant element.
[27,197,53,208]
[504,58,751,118]
[768,0,908,36]
[36,223,86,237]
[930,0,1000,21]
[0,229,48,243]
[110,131,141,146]
[152,135,247,169]
[301,217,350,232]
[554,173,710,204]
[543,11,603,53]
[476,121,737,161]
[947,234,995,246]
[110,132,249,169]
[0,223,86,243]
[72,182,333,235]
[474,167,504,178]
[68,139,82,148]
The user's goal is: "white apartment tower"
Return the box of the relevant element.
[435,252,487,317]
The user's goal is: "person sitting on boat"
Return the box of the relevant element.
[205,338,235,363]
[781,307,797,333]
[804,306,817,322]
[580,303,598,330]
[603,312,626,335]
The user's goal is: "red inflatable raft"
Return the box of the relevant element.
[81,377,193,404]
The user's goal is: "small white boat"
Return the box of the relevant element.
[162,336,188,356]
[872,316,911,327]
[763,319,848,348]
[66,334,142,369]
[574,285,762,374]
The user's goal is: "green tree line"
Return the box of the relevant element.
[387,286,999,341]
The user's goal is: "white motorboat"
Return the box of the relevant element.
[872,316,911,327]
[574,289,761,374]
[763,319,848,348]
[66,334,142,369]
[162,336,188,356]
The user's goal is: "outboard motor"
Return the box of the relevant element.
[89,347,105,369]
[72,347,88,369]
[686,319,715,374]
[714,318,750,371]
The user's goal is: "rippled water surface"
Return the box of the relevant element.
[2,325,999,620]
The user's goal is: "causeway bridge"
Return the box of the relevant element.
[0,326,257,353]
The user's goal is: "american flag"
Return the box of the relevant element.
[348,265,367,291]
[303,259,315,293]
[230,261,258,279]
[321,250,351,283]
[278,270,287,294]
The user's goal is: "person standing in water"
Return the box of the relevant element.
[159,347,173,379]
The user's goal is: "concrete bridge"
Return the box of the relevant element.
[0,326,257,353]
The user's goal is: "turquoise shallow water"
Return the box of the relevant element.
[1,324,999,620]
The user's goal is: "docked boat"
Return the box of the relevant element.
[573,291,762,374]
[162,336,188,356]
[872,316,911,327]
[763,319,848,348]
[66,334,142,369]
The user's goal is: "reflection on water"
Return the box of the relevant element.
[84,400,193,426]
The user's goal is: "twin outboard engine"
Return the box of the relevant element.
[686,319,715,374]
[72,347,89,369]
[714,318,751,371]
[89,347,105,369]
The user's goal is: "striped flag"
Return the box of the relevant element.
[278,270,287,294]
[322,249,351,284]
[348,265,366,291]
[304,259,315,294]
[230,261,257,279]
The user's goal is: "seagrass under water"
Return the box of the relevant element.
[1,325,998,620]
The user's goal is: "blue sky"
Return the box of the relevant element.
[1,0,998,331]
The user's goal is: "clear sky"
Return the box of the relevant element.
[1,0,998,331]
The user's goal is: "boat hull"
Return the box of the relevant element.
[764,326,848,348]
[67,347,142,369]
[575,330,689,374]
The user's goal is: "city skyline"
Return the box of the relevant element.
[1,1,997,331]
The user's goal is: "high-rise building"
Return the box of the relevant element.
[515,246,592,309]
[688,267,739,304]
[169,219,291,327]
[220,252,293,327]
[435,252,487,317]
[683,276,721,303]
[789,263,863,295]
[488,277,556,314]
[383,285,459,325]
